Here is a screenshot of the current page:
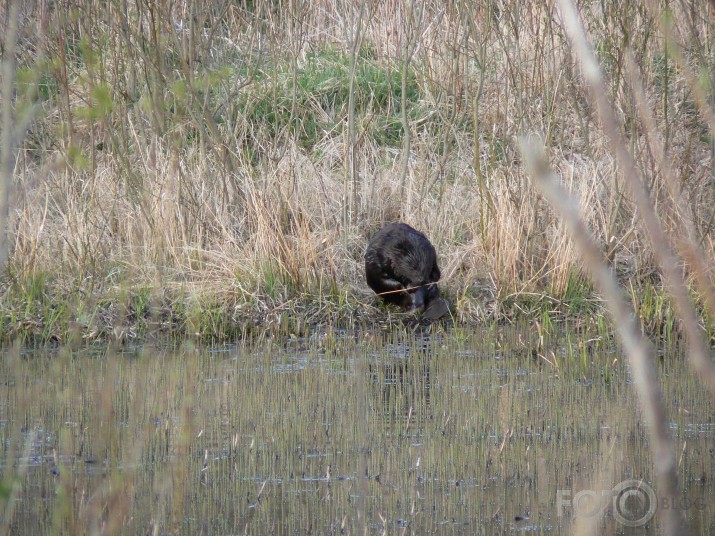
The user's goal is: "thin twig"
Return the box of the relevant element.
[522,138,686,535]
[376,281,438,296]
[556,0,715,398]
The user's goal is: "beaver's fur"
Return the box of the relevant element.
[364,223,441,310]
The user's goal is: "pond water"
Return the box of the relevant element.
[0,324,713,534]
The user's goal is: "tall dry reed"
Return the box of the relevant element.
[1,0,713,337]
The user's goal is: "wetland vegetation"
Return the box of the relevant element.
[0,1,714,343]
[2,1,715,534]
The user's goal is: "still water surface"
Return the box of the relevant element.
[1,324,713,534]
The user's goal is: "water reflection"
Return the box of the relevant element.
[0,327,714,534]
[369,333,435,431]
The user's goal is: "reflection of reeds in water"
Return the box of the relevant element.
[0,328,714,534]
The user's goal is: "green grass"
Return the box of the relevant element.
[238,46,426,149]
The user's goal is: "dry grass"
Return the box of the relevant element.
[2,0,715,341]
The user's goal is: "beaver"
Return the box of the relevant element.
[364,222,441,311]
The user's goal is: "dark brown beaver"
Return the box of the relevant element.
[364,222,441,311]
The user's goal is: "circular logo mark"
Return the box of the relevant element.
[612,479,657,527]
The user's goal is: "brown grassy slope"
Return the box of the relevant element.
[4,1,714,339]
